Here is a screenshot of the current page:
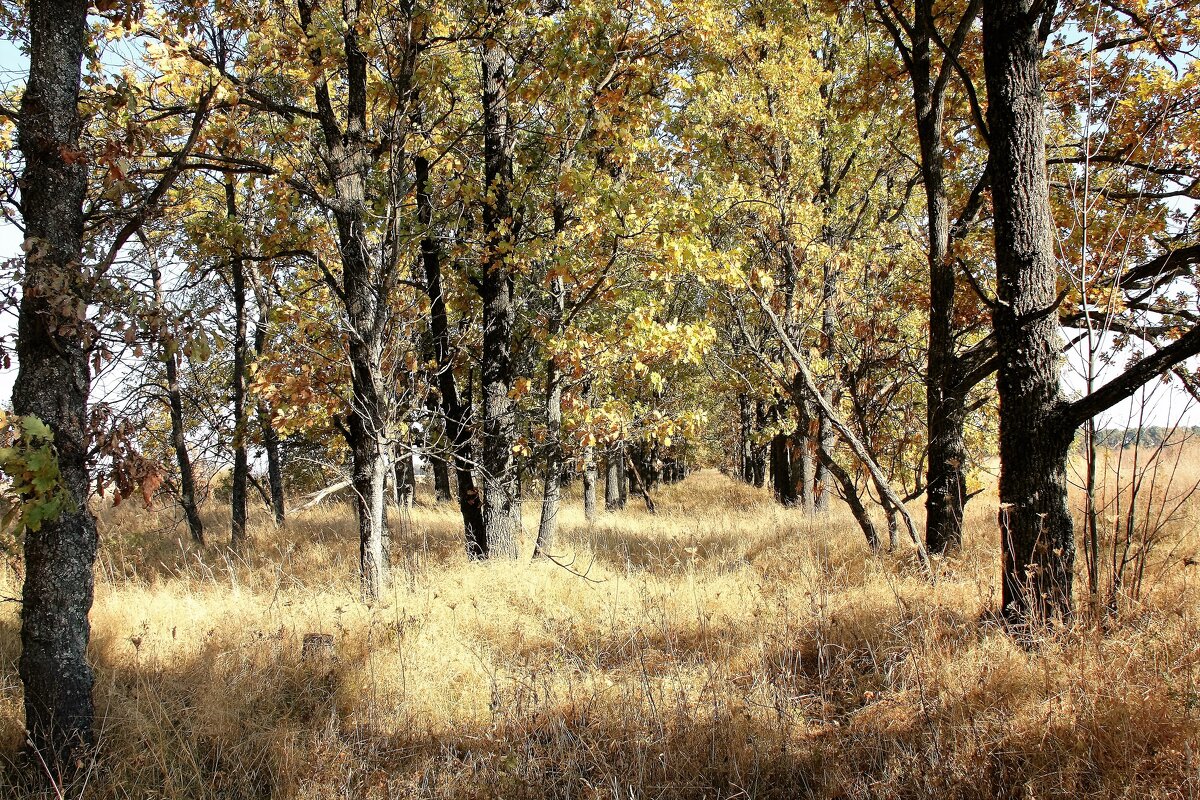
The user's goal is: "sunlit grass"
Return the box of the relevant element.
[1,464,1197,798]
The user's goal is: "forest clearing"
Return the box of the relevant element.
[2,464,1199,799]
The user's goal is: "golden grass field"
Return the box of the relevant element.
[1,459,1199,799]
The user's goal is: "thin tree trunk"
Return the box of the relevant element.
[227,178,249,552]
[605,446,621,511]
[616,442,629,508]
[738,393,753,481]
[250,270,285,526]
[820,450,881,551]
[152,262,205,546]
[752,400,767,487]
[535,278,566,557]
[583,444,598,522]
[13,0,96,769]
[416,151,487,557]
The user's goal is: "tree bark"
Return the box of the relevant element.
[583,444,598,522]
[249,266,285,525]
[479,0,519,559]
[983,0,1074,624]
[738,393,753,481]
[770,431,795,505]
[227,178,250,552]
[297,0,393,599]
[150,260,205,546]
[13,0,97,770]
[876,0,984,554]
[416,151,487,557]
[752,400,767,487]
[605,444,622,511]
[535,278,566,557]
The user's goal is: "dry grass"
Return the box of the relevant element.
[1,467,1199,799]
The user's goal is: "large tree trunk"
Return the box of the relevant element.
[13,0,97,770]
[298,0,394,598]
[227,178,250,552]
[479,0,519,559]
[983,0,1075,624]
[416,152,487,557]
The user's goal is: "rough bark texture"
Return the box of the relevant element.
[912,0,969,555]
[227,179,250,552]
[479,0,519,559]
[983,0,1075,623]
[877,0,983,554]
[14,0,96,771]
[298,0,392,599]
[605,446,621,511]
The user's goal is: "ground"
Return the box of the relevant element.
[1,467,1198,798]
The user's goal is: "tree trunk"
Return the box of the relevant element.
[13,0,96,770]
[227,178,250,552]
[770,431,797,506]
[416,151,487,557]
[479,0,519,559]
[911,7,969,555]
[394,445,415,509]
[257,401,286,525]
[152,264,205,546]
[424,406,453,503]
[983,0,1075,624]
[794,398,816,512]
[616,442,629,508]
[250,270,285,526]
[738,393,753,481]
[347,416,390,601]
[583,444,598,522]
[819,450,881,551]
[605,445,622,511]
[297,0,394,598]
[752,400,767,487]
[535,279,566,557]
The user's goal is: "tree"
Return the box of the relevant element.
[874,0,996,554]
[982,0,1200,625]
[12,0,97,772]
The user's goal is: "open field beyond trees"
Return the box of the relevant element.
[2,467,1198,799]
